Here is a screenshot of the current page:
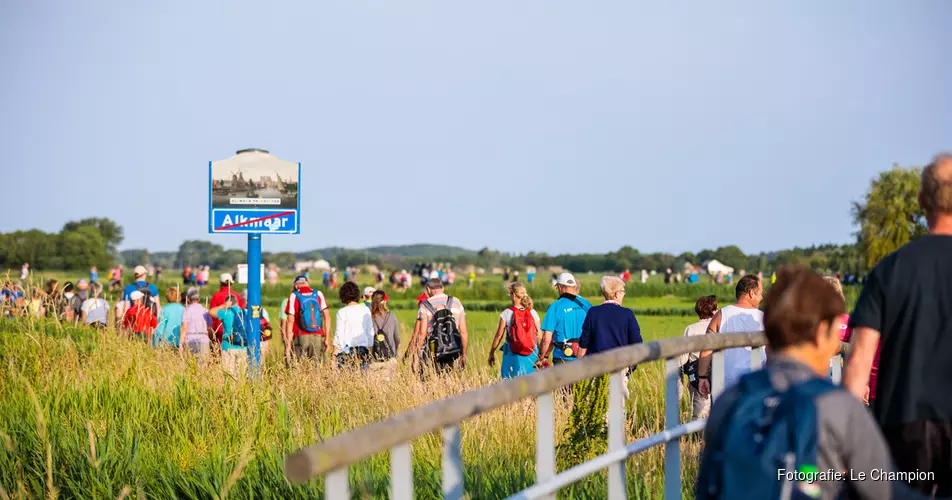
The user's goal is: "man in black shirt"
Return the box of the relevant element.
[845,153,952,496]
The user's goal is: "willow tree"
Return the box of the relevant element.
[852,165,927,268]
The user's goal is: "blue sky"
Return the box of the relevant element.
[2,1,950,255]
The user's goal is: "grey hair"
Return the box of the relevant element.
[425,278,444,290]
[600,276,626,300]
[90,281,103,297]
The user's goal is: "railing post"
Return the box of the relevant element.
[442,425,463,500]
[831,355,842,384]
[664,358,681,500]
[607,370,627,500]
[391,443,413,500]
[711,350,725,401]
[750,346,763,371]
[326,467,349,499]
[536,392,555,500]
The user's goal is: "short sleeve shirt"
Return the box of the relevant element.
[417,293,465,334]
[849,234,952,427]
[122,281,159,303]
[540,295,592,359]
[284,288,328,336]
[215,307,246,351]
[278,298,289,321]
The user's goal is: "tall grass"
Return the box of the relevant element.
[0,316,706,499]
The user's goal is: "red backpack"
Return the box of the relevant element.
[507,307,537,356]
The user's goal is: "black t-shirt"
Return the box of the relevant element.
[849,234,952,429]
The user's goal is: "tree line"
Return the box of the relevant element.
[0,164,925,275]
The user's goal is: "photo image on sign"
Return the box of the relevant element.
[210,151,299,209]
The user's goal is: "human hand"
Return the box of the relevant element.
[488,352,496,367]
[698,378,711,397]
[324,342,332,353]
[458,355,466,370]
[863,386,870,405]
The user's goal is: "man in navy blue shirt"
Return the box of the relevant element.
[578,276,642,357]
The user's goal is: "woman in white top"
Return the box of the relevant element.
[488,282,541,379]
[333,282,374,369]
[80,281,109,327]
[677,295,718,420]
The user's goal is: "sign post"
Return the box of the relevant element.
[209,149,301,374]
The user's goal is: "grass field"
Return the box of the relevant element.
[0,271,858,498]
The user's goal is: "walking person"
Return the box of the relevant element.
[121,266,161,319]
[209,296,249,377]
[284,275,331,362]
[677,295,717,420]
[408,278,469,374]
[333,282,373,369]
[844,153,952,495]
[80,281,109,328]
[488,282,541,379]
[369,290,400,363]
[123,290,157,343]
[577,276,643,358]
[209,273,243,345]
[182,288,210,360]
[20,263,29,281]
[153,288,185,349]
[537,273,592,367]
[697,275,766,397]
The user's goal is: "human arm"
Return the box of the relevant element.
[180,318,188,352]
[488,317,507,367]
[332,309,346,350]
[844,327,879,402]
[322,307,332,352]
[458,313,469,369]
[577,312,592,358]
[696,310,722,396]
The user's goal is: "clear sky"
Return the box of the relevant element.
[2,1,950,256]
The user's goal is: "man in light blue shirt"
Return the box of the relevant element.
[538,273,592,366]
[121,265,160,316]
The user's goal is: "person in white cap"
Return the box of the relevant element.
[362,287,376,308]
[121,265,160,318]
[122,289,157,342]
[209,272,243,346]
[537,273,592,366]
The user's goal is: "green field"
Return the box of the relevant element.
[0,271,858,498]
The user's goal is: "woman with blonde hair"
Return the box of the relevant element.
[370,290,400,361]
[488,282,541,378]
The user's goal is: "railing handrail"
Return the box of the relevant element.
[285,331,849,483]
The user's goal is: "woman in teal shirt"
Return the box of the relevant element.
[153,288,185,349]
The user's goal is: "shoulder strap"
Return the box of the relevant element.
[421,299,437,315]
[572,296,584,308]
[445,296,454,311]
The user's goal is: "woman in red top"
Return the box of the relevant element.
[826,277,879,404]
[123,290,158,342]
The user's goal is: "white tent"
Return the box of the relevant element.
[313,259,331,270]
[704,259,735,276]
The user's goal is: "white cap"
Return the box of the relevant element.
[134,265,147,277]
[363,287,376,296]
[557,273,578,287]
[129,290,144,301]
[220,273,233,283]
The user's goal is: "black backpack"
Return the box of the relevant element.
[138,283,158,316]
[422,297,462,363]
[372,314,395,360]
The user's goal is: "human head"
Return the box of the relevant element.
[556,272,579,295]
[370,289,389,316]
[166,287,180,304]
[600,276,626,301]
[425,278,444,296]
[293,275,308,290]
[363,287,376,302]
[77,279,89,292]
[507,282,533,310]
[763,266,845,374]
[694,295,718,320]
[919,153,952,227]
[734,275,763,307]
[130,290,144,304]
[223,294,235,307]
[186,287,201,303]
[339,282,360,304]
[134,265,148,280]
[46,279,59,294]
[220,273,233,287]
[823,276,845,302]
[90,281,103,298]
[63,282,75,295]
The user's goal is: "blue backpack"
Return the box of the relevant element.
[696,370,837,500]
[226,306,249,347]
[294,291,323,333]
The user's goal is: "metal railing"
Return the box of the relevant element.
[284,332,849,499]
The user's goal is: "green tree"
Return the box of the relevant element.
[120,249,150,266]
[58,226,110,270]
[852,166,926,268]
[713,245,747,271]
[62,218,123,255]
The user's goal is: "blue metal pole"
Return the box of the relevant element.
[247,233,262,373]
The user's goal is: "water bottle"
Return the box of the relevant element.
[344,343,351,355]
